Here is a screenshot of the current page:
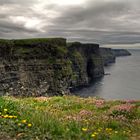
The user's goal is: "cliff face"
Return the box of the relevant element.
[68,42,104,90]
[100,48,116,66]
[100,48,131,66]
[112,49,131,57]
[0,39,104,96]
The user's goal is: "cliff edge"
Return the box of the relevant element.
[0,38,104,96]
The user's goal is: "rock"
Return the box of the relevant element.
[100,48,116,66]
[0,38,105,96]
[68,42,104,90]
[0,38,71,96]
[112,49,131,56]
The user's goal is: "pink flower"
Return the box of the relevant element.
[113,104,135,112]
[79,110,93,117]
[95,100,105,107]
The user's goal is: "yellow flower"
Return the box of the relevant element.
[18,123,21,126]
[115,131,118,134]
[4,109,8,112]
[21,120,27,123]
[27,123,32,127]
[94,132,98,135]
[8,116,13,119]
[82,128,88,131]
[84,119,88,122]
[4,115,8,118]
[106,128,112,131]
[91,134,96,137]
[106,128,109,131]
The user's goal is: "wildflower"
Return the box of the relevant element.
[79,110,92,117]
[8,115,13,119]
[13,116,17,118]
[111,104,135,113]
[91,134,96,137]
[123,131,126,134]
[21,120,27,123]
[84,119,88,122]
[106,128,108,131]
[18,123,21,126]
[94,132,98,135]
[123,100,136,104]
[4,115,8,118]
[4,109,8,112]
[108,128,112,131]
[82,128,88,131]
[115,131,118,134]
[27,123,32,127]
[95,99,105,107]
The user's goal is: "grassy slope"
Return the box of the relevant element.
[0,96,140,140]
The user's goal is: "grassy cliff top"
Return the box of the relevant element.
[13,38,66,46]
[0,39,13,45]
[0,38,66,46]
[0,96,140,140]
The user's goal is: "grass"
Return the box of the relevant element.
[0,96,140,140]
[13,38,66,46]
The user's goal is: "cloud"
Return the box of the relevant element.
[0,0,140,45]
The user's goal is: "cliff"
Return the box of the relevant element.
[68,42,104,90]
[100,48,116,66]
[100,48,131,66]
[112,49,131,57]
[0,38,104,96]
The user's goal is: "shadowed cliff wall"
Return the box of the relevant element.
[0,39,104,96]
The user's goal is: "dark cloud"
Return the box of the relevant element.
[0,0,140,46]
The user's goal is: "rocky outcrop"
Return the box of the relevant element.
[100,48,116,66]
[112,49,131,57]
[100,48,131,66]
[68,42,104,90]
[0,39,104,96]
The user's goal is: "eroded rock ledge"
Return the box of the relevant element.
[0,38,104,96]
[0,38,131,96]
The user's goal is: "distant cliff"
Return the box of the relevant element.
[100,48,131,66]
[112,49,131,57]
[0,38,132,96]
[68,42,104,90]
[0,38,104,96]
[100,48,116,66]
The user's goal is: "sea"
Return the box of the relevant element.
[75,49,140,100]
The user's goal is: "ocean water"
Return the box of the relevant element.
[75,49,140,100]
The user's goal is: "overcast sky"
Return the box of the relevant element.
[1,0,140,47]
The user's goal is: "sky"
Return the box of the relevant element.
[1,0,140,47]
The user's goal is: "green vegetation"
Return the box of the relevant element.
[0,39,13,46]
[13,38,66,46]
[12,39,68,59]
[0,96,140,140]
